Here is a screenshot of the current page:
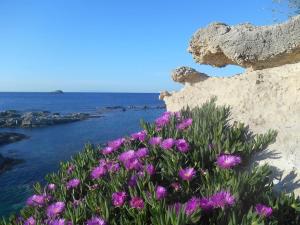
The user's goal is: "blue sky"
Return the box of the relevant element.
[0,0,289,92]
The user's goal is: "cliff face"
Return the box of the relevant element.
[162,16,300,195]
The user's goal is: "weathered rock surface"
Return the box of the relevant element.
[0,132,28,145]
[163,62,300,195]
[189,15,300,70]
[0,111,93,128]
[171,66,208,84]
[159,91,171,100]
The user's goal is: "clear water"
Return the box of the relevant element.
[0,92,164,217]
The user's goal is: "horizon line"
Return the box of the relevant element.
[0,91,161,94]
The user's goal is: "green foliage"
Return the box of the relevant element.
[2,99,300,224]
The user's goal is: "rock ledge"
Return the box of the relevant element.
[189,15,300,70]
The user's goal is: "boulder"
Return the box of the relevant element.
[188,15,300,70]
[171,66,208,84]
[159,91,171,100]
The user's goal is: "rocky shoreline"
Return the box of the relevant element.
[0,105,165,128]
[0,105,165,174]
[98,104,165,113]
[0,110,94,128]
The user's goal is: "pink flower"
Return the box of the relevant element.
[176,118,193,130]
[216,154,241,169]
[155,113,171,128]
[255,204,273,217]
[101,138,125,155]
[155,186,167,200]
[175,139,190,153]
[160,138,175,150]
[174,112,181,119]
[124,158,142,170]
[210,191,235,208]
[199,191,235,210]
[149,137,162,146]
[47,219,70,225]
[91,166,107,179]
[67,164,75,174]
[108,138,125,149]
[118,150,136,162]
[145,164,155,176]
[137,171,145,178]
[130,197,144,210]
[119,150,142,170]
[106,162,120,173]
[131,130,147,142]
[101,146,115,155]
[179,168,196,181]
[99,159,107,166]
[162,111,172,117]
[199,197,214,211]
[86,216,106,225]
[136,148,149,158]
[185,197,200,215]
[26,194,46,207]
[112,192,127,207]
[46,202,65,218]
[128,175,138,187]
[24,217,36,225]
[48,183,56,190]
[66,178,80,189]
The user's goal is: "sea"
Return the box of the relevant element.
[0,92,165,217]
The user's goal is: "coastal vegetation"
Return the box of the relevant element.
[2,99,300,224]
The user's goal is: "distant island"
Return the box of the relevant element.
[52,90,64,94]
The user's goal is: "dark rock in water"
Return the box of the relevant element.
[104,106,127,111]
[0,153,23,174]
[0,132,28,145]
[156,105,166,109]
[100,105,166,113]
[0,132,27,174]
[0,110,94,128]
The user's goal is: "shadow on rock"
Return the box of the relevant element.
[272,168,300,194]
